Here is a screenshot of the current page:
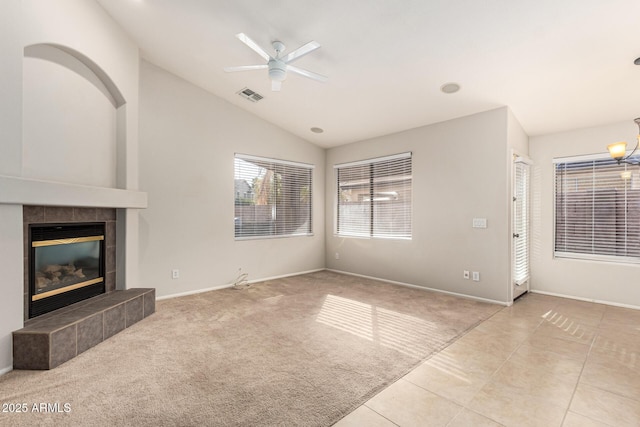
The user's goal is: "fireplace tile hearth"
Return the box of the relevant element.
[143,293,155,317]
[125,295,144,326]
[12,333,49,370]
[104,304,126,339]
[77,313,104,354]
[12,288,155,370]
[50,325,76,368]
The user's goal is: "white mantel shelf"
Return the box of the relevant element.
[0,175,147,209]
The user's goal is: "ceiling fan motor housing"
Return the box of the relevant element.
[268,59,287,81]
[272,40,285,54]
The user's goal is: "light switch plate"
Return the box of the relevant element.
[472,218,487,228]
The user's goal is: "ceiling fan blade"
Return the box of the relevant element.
[236,33,271,61]
[271,80,282,91]
[224,64,268,72]
[283,40,321,63]
[287,65,328,83]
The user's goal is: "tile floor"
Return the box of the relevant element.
[334,292,640,427]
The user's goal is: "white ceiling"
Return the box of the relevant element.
[96,0,640,148]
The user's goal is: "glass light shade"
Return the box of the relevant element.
[608,141,627,159]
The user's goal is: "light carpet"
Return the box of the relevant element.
[0,270,501,426]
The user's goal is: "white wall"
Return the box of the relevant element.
[0,0,25,375]
[0,0,141,373]
[22,51,117,187]
[325,108,513,303]
[21,0,140,192]
[508,109,529,155]
[0,0,22,177]
[138,61,326,297]
[530,121,640,308]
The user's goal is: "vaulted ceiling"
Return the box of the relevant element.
[97,0,640,148]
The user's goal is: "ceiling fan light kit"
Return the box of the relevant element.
[269,59,286,80]
[224,33,327,91]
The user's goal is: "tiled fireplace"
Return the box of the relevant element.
[0,141,149,372]
[13,205,154,370]
[23,206,117,321]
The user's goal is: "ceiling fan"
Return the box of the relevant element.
[224,33,328,91]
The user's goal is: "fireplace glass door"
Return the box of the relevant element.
[29,223,106,318]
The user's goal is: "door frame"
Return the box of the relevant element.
[510,151,533,302]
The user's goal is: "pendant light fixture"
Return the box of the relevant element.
[607,118,640,164]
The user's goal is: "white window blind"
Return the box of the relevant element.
[335,152,412,239]
[513,160,530,285]
[554,155,640,262]
[234,154,313,239]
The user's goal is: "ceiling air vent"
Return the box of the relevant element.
[237,87,263,103]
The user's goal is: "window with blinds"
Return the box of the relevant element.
[335,152,412,239]
[234,154,313,239]
[554,155,640,262]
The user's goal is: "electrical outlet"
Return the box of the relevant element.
[472,271,480,282]
[172,269,180,279]
[335,252,340,260]
[463,270,470,279]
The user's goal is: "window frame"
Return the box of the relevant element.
[234,153,314,240]
[334,152,412,240]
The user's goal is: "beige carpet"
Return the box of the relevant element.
[0,271,501,426]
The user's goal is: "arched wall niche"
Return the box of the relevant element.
[22,43,127,189]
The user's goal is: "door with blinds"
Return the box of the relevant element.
[512,157,531,301]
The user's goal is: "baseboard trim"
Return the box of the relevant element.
[530,290,640,311]
[156,268,326,301]
[326,269,510,306]
[156,284,233,301]
[0,365,12,377]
